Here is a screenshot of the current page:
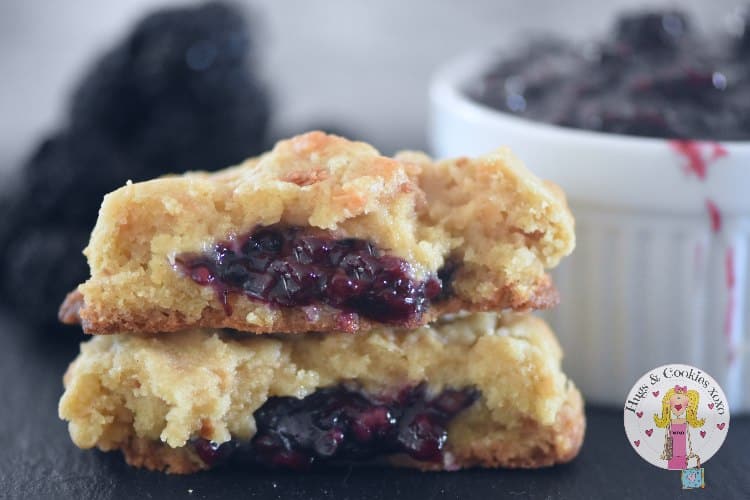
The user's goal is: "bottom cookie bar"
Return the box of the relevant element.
[59,313,584,473]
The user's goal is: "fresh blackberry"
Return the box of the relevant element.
[69,1,269,173]
[0,134,124,326]
[16,133,131,228]
[2,228,89,325]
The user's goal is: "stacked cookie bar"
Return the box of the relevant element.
[58,132,584,473]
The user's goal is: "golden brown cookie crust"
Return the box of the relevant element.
[444,385,584,469]
[63,132,574,335]
[120,437,208,474]
[60,275,559,335]
[59,312,584,473]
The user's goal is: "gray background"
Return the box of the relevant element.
[0,0,745,171]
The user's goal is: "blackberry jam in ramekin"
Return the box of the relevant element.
[430,9,750,411]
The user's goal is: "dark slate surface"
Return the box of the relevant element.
[1,312,747,500]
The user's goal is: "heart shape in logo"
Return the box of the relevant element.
[700,431,706,438]
[717,422,726,431]
[636,411,643,418]
[708,403,715,409]
[674,404,683,411]
[634,440,640,447]
[653,391,660,397]
[645,429,653,437]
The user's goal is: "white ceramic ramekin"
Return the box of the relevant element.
[429,50,750,412]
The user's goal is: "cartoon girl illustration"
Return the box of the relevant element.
[654,385,705,470]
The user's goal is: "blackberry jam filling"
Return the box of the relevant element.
[175,225,445,325]
[470,10,750,140]
[193,384,479,469]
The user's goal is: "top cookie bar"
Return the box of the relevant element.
[60,132,574,334]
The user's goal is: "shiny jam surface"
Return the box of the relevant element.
[175,225,445,326]
[194,383,480,469]
[470,10,750,140]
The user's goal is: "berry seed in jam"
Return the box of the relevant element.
[193,384,479,469]
[174,226,445,326]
